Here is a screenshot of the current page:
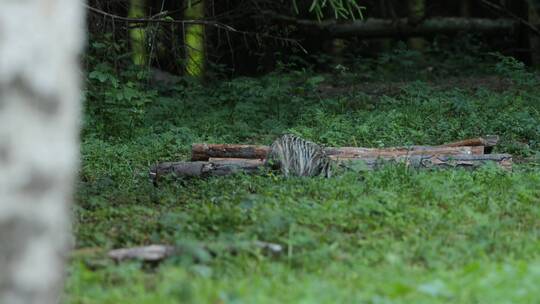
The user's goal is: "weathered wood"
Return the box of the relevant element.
[150,159,265,181]
[108,242,283,263]
[109,245,176,263]
[441,135,499,148]
[192,143,270,161]
[326,145,484,160]
[154,154,512,180]
[342,154,513,171]
[192,143,487,161]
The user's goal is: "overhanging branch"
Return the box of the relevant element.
[480,0,540,36]
[85,4,307,53]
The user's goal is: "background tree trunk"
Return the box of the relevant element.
[129,0,148,65]
[408,0,426,50]
[461,0,472,17]
[0,1,83,303]
[184,0,206,77]
[530,0,540,66]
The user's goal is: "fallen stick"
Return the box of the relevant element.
[150,159,265,182]
[108,241,283,264]
[109,245,175,263]
[192,142,488,161]
[153,154,512,180]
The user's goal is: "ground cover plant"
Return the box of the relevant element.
[67,51,540,303]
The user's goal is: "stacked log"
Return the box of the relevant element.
[151,136,510,182]
[191,136,498,161]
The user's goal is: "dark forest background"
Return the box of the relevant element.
[86,0,540,77]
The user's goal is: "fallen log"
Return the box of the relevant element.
[343,154,513,171]
[109,245,175,263]
[192,143,487,161]
[150,159,265,182]
[445,135,498,147]
[325,145,485,160]
[440,135,499,151]
[192,143,269,161]
[108,241,283,264]
[265,13,518,38]
[327,18,517,38]
[154,154,512,180]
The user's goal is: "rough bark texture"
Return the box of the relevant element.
[129,0,147,65]
[152,154,512,180]
[325,146,484,160]
[192,143,270,161]
[150,159,265,182]
[441,135,498,153]
[0,1,83,304]
[191,140,490,161]
[342,154,513,171]
[440,135,499,147]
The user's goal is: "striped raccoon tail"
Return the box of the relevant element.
[267,134,331,177]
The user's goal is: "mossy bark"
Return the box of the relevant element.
[129,0,147,65]
[184,0,205,77]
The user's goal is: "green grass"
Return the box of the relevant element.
[69,169,540,303]
[68,54,540,303]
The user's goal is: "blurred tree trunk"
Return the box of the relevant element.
[184,0,205,77]
[129,0,147,65]
[408,0,426,50]
[0,1,83,304]
[324,38,347,70]
[378,0,394,53]
[530,0,540,66]
[461,0,472,17]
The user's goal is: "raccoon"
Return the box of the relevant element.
[267,134,331,177]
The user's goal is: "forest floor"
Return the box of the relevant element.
[66,54,540,303]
